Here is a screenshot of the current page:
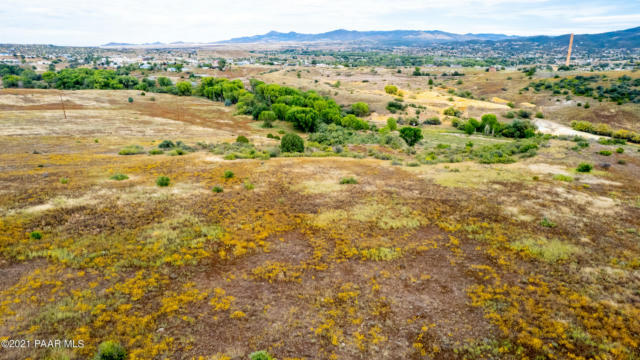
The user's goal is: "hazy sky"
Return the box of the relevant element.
[1,0,639,46]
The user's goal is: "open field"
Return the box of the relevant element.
[1,65,640,360]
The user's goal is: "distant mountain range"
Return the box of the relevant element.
[497,26,640,49]
[218,29,520,45]
[101,41,187,47]
[101,26,640,49]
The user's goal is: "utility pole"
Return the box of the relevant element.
[565,33,574,66]
[59,93,67,120]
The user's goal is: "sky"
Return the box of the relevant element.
[1,0,639,46]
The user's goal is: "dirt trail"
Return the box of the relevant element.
[534,118,600,139]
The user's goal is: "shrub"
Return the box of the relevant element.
[158,140,175,149]
[384,85,398,95]
[512,237,579,262]
[553,174,573,182]
[59,177,69,184]
[156,176,170,187]
[540,217,557,228]
[598,138,625,145]
[504,111,515,119]
[223,170,234,179]
[280,133,304,153]
[168,148,185,156]
[128,97,133,103]
[576,163,593,172]
[340,177,358,184]
[443,107,462,117]
[464,122,476,135]
[399,127,423,147]
[598,150,612,156]
[616,147,624,154]
[243,180,254,190]
[118,145,144,155]
[473,138,541,164]
[386,101,405,113]
[268,147,280,157]
[517,109,531,119]
[535,111,544,118]
[212,186,223,193]
[236,135,249,144]
[30,231,42,240]
[148,148,164,155]
[249,351,274,360]
[258,110,276,122]
[340,114,369,130]
[93,341,126,360]
[618,159,626,165]
[386,117,397,131]
[351,102,370,116]
[424,117,441,125]
[110,173,129,181]
[499,119,536,138]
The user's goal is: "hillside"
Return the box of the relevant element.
[219,29,519,45]
[497,26,640,49]
[217,27,640,49]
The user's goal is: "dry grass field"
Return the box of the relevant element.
[0,67,639,360]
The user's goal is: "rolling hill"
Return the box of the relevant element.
[101,26,640,49]
[218,29,519,45]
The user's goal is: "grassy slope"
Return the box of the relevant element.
[0,81,639,360]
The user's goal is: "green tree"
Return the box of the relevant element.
[280,133,304,153]
[271,103,289,120]
[399,127,423,146]
[464,122,476,135]
[386,117,397,131]
[176,81,192,96]
[351,102,370,117]
[2,75,21,87]
[285,107,319,132]
[340,114,369,130]
[259,110,276,128]
[258,110,276,122]
[319,108,341,124]
[157,77,172,87]
[480,114,498,134]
